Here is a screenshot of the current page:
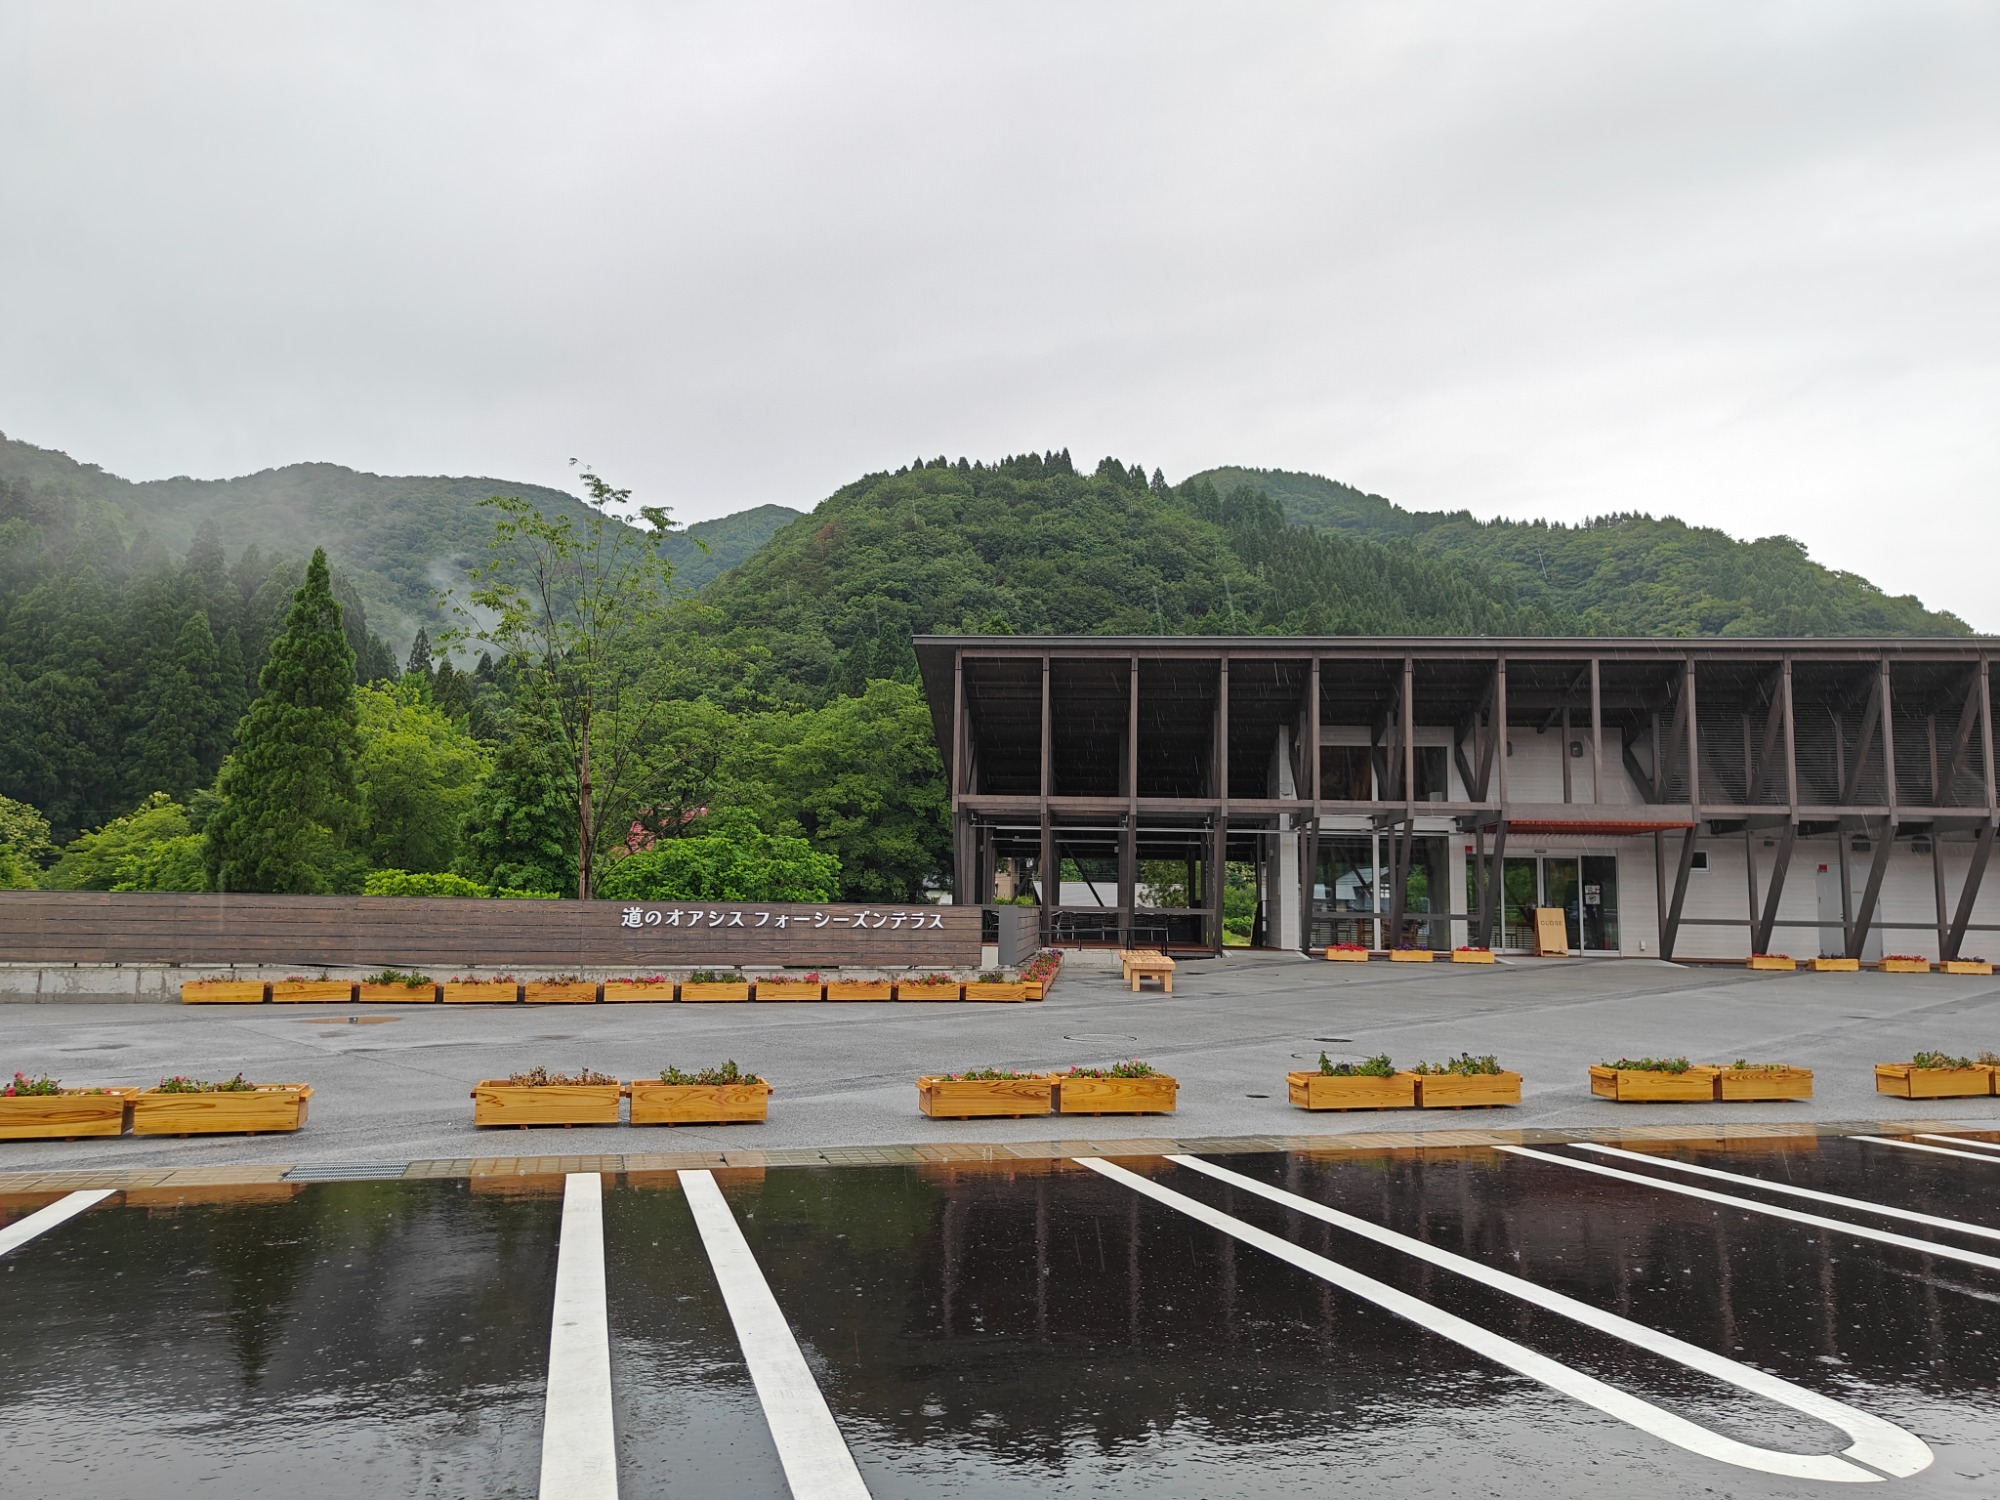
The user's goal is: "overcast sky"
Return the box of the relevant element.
[3,3,1996,625]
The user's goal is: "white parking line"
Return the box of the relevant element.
[1502,1146,2000,1275]
[1162,1154,1929,1480]
[1080,1157,1903,1482]
[680,1169,872,1500]
[1917,1134,2000,1154]
[538,1173,619,1500]
[1857,1137,2000,1166]
[0,1190,114,1258]
[1572,1143,2000,1241]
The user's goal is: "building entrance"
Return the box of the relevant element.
[1485,854,1620,953]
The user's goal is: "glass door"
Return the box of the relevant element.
[1543,858,1581,951]
[1499,858,1539,950]
[1580,855,1619,951]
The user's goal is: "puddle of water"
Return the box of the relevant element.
[0,1181,557,1498]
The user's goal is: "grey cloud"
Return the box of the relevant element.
[2,1,1995,622]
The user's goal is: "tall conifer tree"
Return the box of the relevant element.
[204,549,363,892]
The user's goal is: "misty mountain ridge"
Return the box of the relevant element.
[0,431,801,648]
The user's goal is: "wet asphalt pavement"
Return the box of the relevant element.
[6,1135,2000,1498]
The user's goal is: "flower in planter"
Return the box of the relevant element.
[937,1067,1040,1081]
[1063,1060,1158,1078]
[1729,1059,1791,1071]
[1317,1052,1396,1078]
[506,1066,617,1086]
[5,1071,62,1097]
[620,974,673,986]
[155,1073,255,1093]
[450,974,519,983]
[1411,1053,1504,1076]
[1453,946,1490,954]
[1909,1050,1976,1070]
[1329,943,1368,952]
[1882,954,1928,964]
[1020,949,1064,983]
[1601,1056,1691,1073]
[902,972,959,988]
[658,1061,762,1085]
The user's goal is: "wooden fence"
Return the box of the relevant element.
[0,892,979,969]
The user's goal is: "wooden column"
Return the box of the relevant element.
[1120,655,1138,943]
[1039,653,1054,940]
[1211,655,1230,951]
[1590,656,1603,804]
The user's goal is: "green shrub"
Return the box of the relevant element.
[659,1061,761,1086]
[596,831,840,903]
[1318,1052,1395,1077]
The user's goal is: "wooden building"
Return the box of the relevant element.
[913,635,2000,960]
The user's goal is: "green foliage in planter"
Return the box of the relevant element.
[1318,1052,1395,1077]
[1062,1060,1157,1078]
[505,1066,616,1086]
[1910,1050,1976,1070]
[1412,1053,1503,1076]
[938,1067,1041,1081]
[364,968,434,987]
[687,970,740,984]
[5,1071,61,1096]
[1602,1056,1691,1073]
[659,1061,762,1086]
[155,1073,255,1093]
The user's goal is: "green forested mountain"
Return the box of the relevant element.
[0,433,798,647]
[680,453,1569,707]
[1194,466,1966,638]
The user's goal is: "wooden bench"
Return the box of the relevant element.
[1117,948,1162,980]
[1125,952,1175,993]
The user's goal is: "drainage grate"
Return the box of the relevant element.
[282,1162,410,1182]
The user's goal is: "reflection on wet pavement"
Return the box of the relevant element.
[5,1137,2000,1497]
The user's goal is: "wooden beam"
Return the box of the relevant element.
[1495,658,1509,804]
[1752,823,1797,956]
[1590,656,1603,805]
[1945,821,1998,962]
[1847,819,1895,961]
[1938,669,1983,804]
[1840,675,1883,804]
[1661,827,1699,961]
[1402,656,1416,809]
[1683,658,1701,808]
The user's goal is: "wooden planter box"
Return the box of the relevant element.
[965,981,1032,1002]
[1941,960,1995,976]
[523,982,598,1004]
[271,980,354,1004]
[603,981,676,1002]
[181,980,266,1004]
[1812,957,1860,972]
[1323,948,1370,963]
[1389,949,1434,963]
[916,1075,1054,1118]
[1878,959,1931,974]
[1875,1063,1994,1099]
[628,1080,771,1125]
[1416,1072,1522,1108]
[443,981,520,1003]
[0,1088,136,1140]
[131,1084,312,1135]
[1286,1072,1419,1111]
[470,1081,622,1127]
[897,982,964,1001]
[1055,1075,1179,1115]
[681,981,751,1002]
[1451,949,1496,965]
[358,982,438,1003]
[1589,1065,1720,1102]
[1747,955,1797,972]
[755,980,824,1001]
[1716,1065,1813,1101]
[826,980,893,1001]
